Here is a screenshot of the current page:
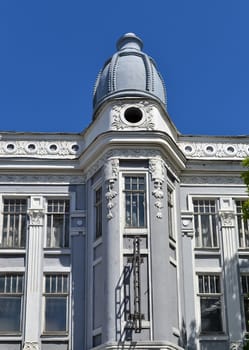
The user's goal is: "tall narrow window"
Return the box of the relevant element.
[46,199,70,248]
[168,187,174,239]
[241,275,249,332]
[236,201,249,248]
[1,199,27,248]
[0,274,24,333]
[124,176,146,228]
[95,187,102,239]
[44,274,69,333]
[198,274,223,333]
[193,200,218,248]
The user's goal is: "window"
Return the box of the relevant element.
[241,275,249,332]
[46,199,70,248]
[193,200,218,248]
[198,274,223,333]
[1,199,27,248]
[168,187,174,239]
[44,274,69,333]
[94,187,102,239]
[236,201,249,248]
[0,274,24,333]
[124,176,146,228]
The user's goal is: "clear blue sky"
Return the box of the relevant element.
[0,0,248,135]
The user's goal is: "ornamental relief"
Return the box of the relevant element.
[180,176,243,185]
[178,142,249,159]
[23,343,39,350]
[0,140,83,159]
[112,101,155,130]
[0,175,85,184]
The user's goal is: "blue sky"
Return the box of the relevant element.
[0,0,248,135]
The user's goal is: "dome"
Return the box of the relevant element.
[93,33,167,112]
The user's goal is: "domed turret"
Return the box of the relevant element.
[93,33,167,113]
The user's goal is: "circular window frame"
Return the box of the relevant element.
[25,143,37,154]
[225,145,236,156]
[47,143,59,154]
[120,105,145,126]
[4,143,16,153]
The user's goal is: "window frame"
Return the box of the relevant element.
[235,200,249,249]
[123,174,147,229]
[94,186,103,240]
[197,273,224,335]
[167,184,176,241]
[43,273,70,335]
[0,273,24,335]
[241,274,249,333]
[45,198,70,249]
[193,199,219,249]
[0,198,28,249]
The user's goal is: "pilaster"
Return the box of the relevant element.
[219,197,243,345]
[24,196,45,350]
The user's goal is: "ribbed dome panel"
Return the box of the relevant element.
[93,33,167,112]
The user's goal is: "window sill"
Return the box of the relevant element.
[0,249,26,254]
[43,248,71,255]
[41,332,69,339]
[199,333,228,341]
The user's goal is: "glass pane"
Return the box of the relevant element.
[201,215,211,247]
[0,297,21,332]
[200,297,222,333]
[45,297,67,332]
[244,298,249,332]
[52,215,63,247]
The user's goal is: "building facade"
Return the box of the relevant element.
[0,33,249,350]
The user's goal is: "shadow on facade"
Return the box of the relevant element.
[115,264,133,343]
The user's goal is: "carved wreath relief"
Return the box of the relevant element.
[112,101,155,130]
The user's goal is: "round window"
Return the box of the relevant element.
[124,107,143,124]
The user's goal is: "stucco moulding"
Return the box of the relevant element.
[0,140,83,159]
[180,176,243,185]
[178,142,249,159]
[0,175,85,184]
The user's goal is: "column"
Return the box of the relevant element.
[219,197,243,348]
[23,197,45,350]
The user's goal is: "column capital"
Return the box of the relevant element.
[27,196,45,226]
[219,211,235,227]
[23,341,40,350]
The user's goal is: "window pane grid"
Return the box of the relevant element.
[0,274,24,333]
[236,201,249,248]
[1,199,27,248]
[198,274,223,333]
[194,200,218,248]
[125,176,146,228]
[44,274,69,333]
[46,199,70,248]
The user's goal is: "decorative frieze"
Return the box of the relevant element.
[178,141,249,159]
[0,174,85,184]
[149,158,165,219]
[0,140,83,159]
[180,176,243,185]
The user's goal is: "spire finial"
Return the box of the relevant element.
[116,33,143,51]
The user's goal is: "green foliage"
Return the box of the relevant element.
[244,339,249,350]
[242,158,249,220]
